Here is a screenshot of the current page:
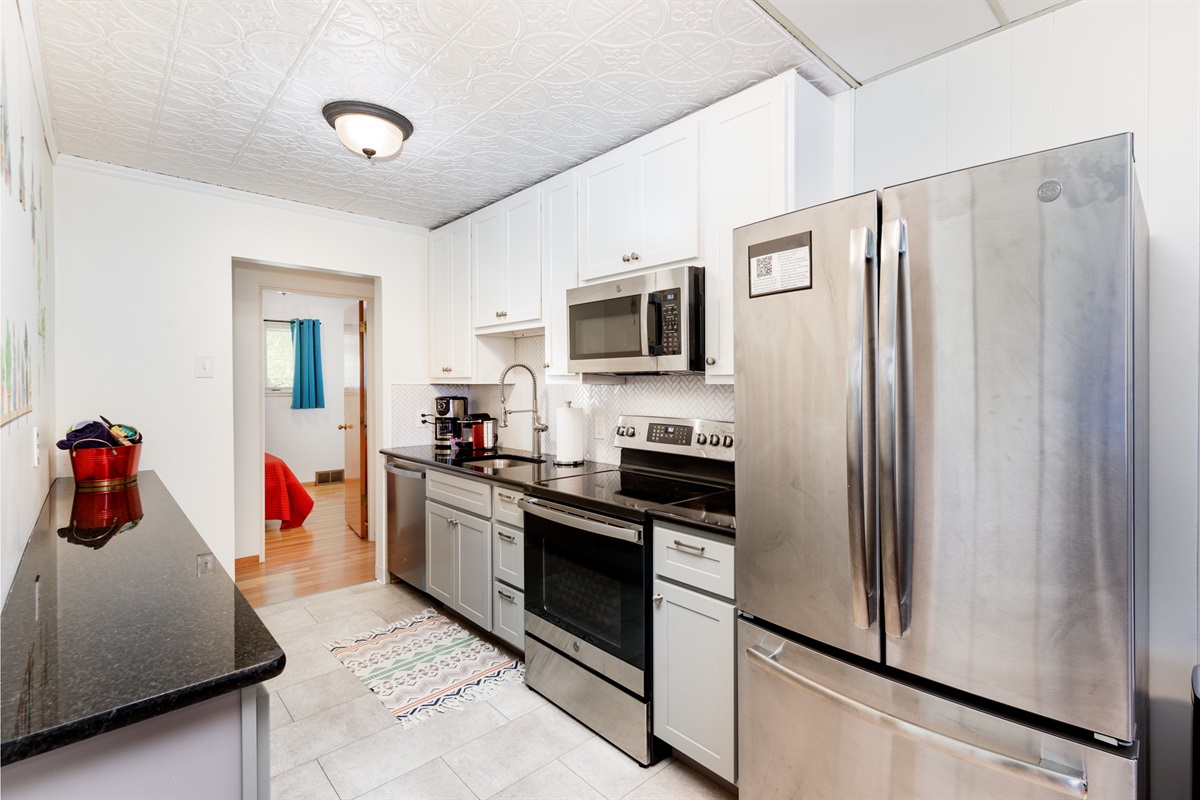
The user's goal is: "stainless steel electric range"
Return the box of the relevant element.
[518,414,735,765]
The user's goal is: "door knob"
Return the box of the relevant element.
[338,424,353,430]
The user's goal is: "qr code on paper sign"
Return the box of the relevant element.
[755,254,773,279]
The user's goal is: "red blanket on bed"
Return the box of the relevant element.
[264,453,314,530]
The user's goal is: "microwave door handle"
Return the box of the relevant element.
[646,292,664,356]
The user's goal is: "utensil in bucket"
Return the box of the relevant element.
[70,439,141,490]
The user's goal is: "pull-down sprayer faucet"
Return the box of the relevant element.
[498,363,548,459]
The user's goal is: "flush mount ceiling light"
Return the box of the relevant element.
[322,101,414,161]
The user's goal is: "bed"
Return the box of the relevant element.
[264,453,315,530]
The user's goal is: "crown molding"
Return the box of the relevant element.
[55,155,430,236]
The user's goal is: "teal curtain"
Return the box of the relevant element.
[290,318,325,409]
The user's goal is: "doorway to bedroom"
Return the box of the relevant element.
[231,262,378,608]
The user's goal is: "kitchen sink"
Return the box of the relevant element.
[459,455,545,468]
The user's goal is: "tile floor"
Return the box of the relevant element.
[259,580,736,800]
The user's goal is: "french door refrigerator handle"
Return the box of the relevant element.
[879,218,913,638]
[745,645,1088,799]
[846,225,876,630]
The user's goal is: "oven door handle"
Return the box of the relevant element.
[518,497,643,544]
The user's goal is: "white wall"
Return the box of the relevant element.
[852,2,1199,793]
[1,1,56,601]
[54,163,428,578]
[262,292,358,484]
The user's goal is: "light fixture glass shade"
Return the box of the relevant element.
[322,101,414,161]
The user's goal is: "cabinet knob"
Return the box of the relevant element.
[621,254,631,263]
[544,362,550,368]
[653,594,664,606]
[447,517,459,526]
[706,356,716,366]
[338,424,352,430]
[630,252,640,261]
[495,311,502,318]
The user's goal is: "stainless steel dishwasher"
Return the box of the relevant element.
[385,458,426,591]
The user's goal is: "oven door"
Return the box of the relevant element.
[520,497,647,696]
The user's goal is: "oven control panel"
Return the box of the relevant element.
[614,415,734,461]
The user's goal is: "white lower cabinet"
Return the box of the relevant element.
[492,581,525,650]
[426,499,492,630]
[653,523,736,784]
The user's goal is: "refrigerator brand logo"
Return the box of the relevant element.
[1037,180,1063,202]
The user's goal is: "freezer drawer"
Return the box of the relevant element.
[738,619,1140,799]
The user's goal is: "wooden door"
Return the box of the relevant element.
[344,302,367,538]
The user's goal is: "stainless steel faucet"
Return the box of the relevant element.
[498,363,548,458]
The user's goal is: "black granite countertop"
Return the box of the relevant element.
[380,444,616,489]
[0,472,285,765]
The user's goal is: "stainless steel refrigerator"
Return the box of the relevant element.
[733,134,1147,799]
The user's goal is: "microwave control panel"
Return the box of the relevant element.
[661,290,681,355]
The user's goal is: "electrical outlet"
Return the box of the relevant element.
[194,356,214,378]
[196,553,216,577]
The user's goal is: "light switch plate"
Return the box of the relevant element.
[32,428,39,468]
[194,356,214,378]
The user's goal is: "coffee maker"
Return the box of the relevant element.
[426,395,467,451]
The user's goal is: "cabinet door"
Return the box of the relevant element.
[427,229,454,380]
[504,186,542,324]
[446,220,474,378]
[637,119,701,270]
[702,79,788,380]
[578,153,637,281]
[493,523,524,590]
[652,577,736,784]
[472,204,508,328]
[454,513,492,630]
[425,501,457,606]
[492,581,525,651]
[543,171,578,376]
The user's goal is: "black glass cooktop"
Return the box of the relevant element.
[531,468,728,521]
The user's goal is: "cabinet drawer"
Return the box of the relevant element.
[493,523,524,590]
[492,486,525,528]
[493,581,525,651]
[427,469,492,518]
[653,521,735,600]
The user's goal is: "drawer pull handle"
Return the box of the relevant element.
[498,492,518,502]
[673,539,706,554]
[498,531,517,542]
[498,590,517,603]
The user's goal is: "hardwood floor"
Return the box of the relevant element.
[236,482,375,608]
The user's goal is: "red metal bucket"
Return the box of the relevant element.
[70,439,141,489]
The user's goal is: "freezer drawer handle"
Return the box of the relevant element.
[845,224,877,631]
[745,645,1088,799]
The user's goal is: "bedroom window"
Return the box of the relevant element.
[265,321,293,394]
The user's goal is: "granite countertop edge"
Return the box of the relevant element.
[0,651,285,766]
[646,507,737,539]
[380,445,610,490]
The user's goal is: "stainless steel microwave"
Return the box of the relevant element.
[566,266,705,374]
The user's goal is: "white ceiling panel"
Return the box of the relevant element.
[34,0,847,230]
[765,0,1001,81]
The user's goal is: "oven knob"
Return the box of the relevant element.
[625,427,637,437]
[616,426,626,436]
[722,435,734,448]
[696,433,708,445]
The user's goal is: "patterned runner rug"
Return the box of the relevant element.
[325,608,524,728]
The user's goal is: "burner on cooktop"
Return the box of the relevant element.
[533,468,726,515]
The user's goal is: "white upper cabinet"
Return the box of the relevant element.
[473,184,542,330]
[578,118,701,281]
[701,71,833,382]
[428,216,513,382]
[542,171,578,377]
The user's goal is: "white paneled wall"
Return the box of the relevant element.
[391,336,734,466]
[853,2,1199,794]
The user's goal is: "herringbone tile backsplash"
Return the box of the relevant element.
[390,336,734,465]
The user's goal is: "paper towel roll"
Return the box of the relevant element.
[554,402,585,465]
